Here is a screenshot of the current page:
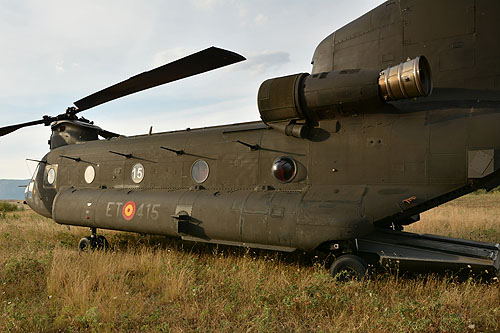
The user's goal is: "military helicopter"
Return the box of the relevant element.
[1,0,499,280]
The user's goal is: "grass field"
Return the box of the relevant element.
[0,195,499,332]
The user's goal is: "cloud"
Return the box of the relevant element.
[152,47,193,67]
[192,0,229,10]
[236,51,290,75]
[254,13,268,26]
[99,96,259,136]
[55,61,64,72]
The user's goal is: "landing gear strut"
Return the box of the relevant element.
[78,227,110,251]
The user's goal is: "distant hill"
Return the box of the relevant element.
[0,179,30,200]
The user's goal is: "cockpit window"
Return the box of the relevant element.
[43,164,58,188]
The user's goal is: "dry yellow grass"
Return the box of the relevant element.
[0,195,499,332]
[407,193,500,242]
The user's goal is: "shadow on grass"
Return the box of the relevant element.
[108,232,330,269]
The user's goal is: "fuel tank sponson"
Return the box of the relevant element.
[258,56,433,126]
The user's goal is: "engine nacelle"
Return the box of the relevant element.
[258,56,432,137]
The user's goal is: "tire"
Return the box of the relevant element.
[329,254,369,281]
[96,235,110,250]
[78,237,92,251]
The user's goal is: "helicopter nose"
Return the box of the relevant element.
[25,180,52,219]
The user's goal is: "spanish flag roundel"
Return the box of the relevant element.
[122,201,136,221]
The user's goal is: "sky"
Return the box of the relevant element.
[0,0,384,179]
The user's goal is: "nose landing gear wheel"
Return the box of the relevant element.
[329,254,369,281]
[78,236,92,251]
[96,235,110,250]
[78,228,110,251]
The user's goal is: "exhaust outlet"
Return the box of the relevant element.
[378,56,433,101]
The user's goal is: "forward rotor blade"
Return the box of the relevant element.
[73,47,246,112]
[0,119,48,137]
[98,129,121,139]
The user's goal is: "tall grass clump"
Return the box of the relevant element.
[407,192,500,242]
[0,201,21,220]
[0,201,19,213]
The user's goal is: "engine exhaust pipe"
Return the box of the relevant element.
[378,56,433,101]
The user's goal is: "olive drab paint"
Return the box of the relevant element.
[6,1,500,277]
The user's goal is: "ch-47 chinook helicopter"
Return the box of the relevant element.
[1,0,500,280]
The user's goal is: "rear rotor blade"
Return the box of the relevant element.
[0,119,48,137]
[73,47,246,112]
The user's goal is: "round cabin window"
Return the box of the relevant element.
[191,160,209,184]
[272,156,297,183]
[47,168,56,185]
[84,165,95,184]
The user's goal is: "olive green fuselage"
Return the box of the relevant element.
[28,101,500,251]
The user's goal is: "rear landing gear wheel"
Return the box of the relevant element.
[330,254,369,281]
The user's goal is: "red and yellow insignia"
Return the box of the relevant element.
[122,201,136,221]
